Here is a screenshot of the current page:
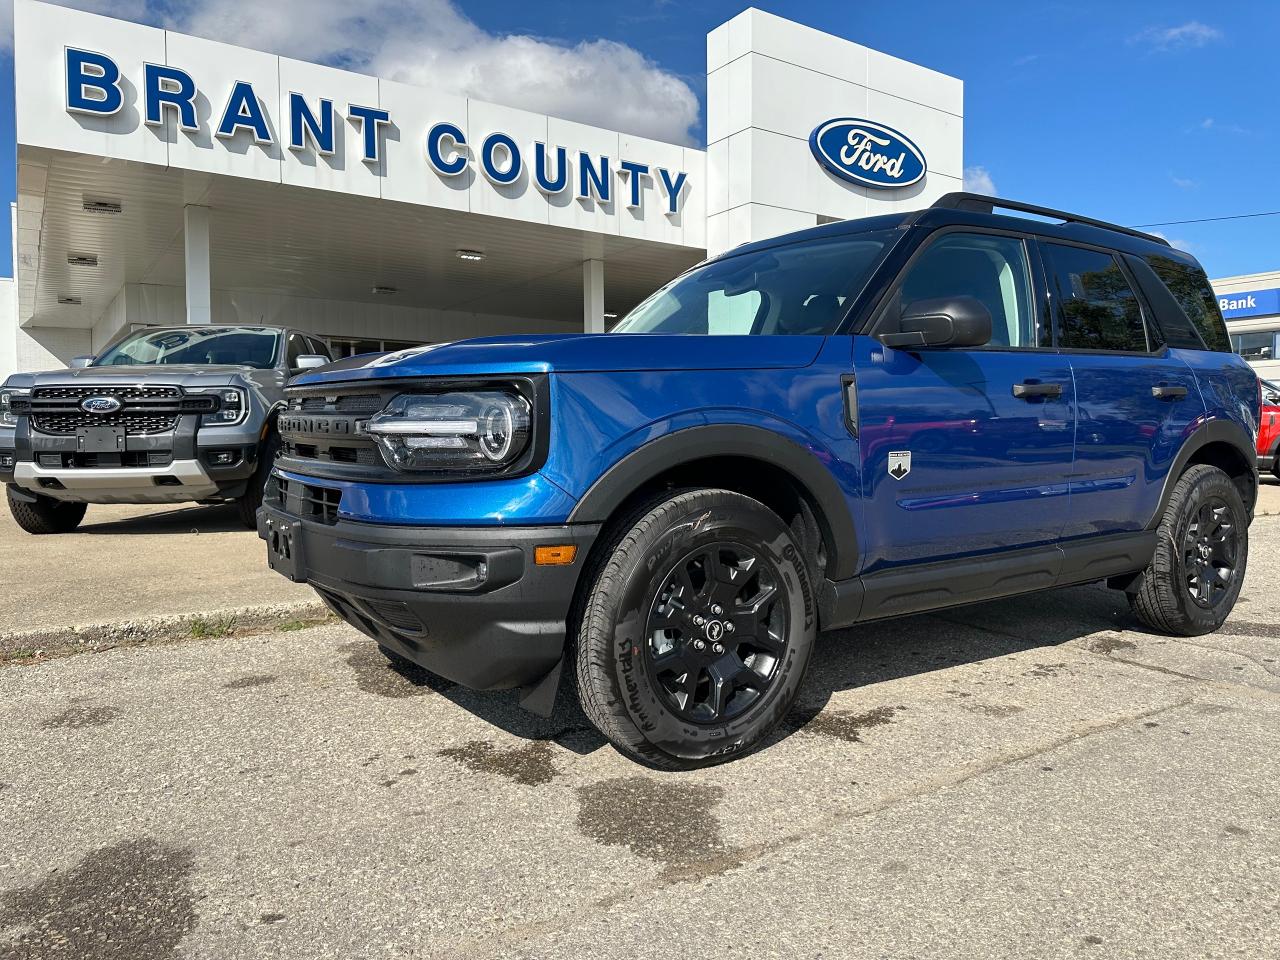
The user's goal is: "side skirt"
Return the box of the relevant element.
[819,531,1157,631]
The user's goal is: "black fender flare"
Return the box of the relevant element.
[1146,418,1259,528]
[566,424,860,580]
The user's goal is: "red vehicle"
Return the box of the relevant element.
[1260,379,1280,479]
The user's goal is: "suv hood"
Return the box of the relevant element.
[295,333,827,385]
[4,365,278,390]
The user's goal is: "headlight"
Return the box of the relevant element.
[193,387,248,426]
[367,391,532,473]
[0,388,30,429]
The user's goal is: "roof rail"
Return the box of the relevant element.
[930,192,1171,247]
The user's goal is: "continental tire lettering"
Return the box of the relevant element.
[618,635,656,732]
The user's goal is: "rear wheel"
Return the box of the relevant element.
[6,488,87,535]
[1130,464,1248,636]
[236,432,281,529]
[574,489,818,769]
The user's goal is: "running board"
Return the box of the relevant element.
[820,532,1157,631]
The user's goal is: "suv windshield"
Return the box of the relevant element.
[614,232,893,335]
[94,327,282,369]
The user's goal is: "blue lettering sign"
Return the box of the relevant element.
[534,142,568,194]
[217,81,273,143]
[619,160,649,209]
[657,168,687,216]
[289,94,335,155]
[427,122,468,176]
[348,105,390,164]
[66,48,122,116]
[810,118,926,189]
[144,64,198,131]
[481,132,522,185]
[1219,288,1280,320]
[579,153,610,203]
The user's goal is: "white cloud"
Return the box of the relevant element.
[1131,21,1223,51]
[0,0,702,144]
[962,165,997,196]
[1149,231,1195,253]
[1170,175,1197,190]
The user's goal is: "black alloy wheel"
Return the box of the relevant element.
[1181,497,1239,609]
[645,542,788,724]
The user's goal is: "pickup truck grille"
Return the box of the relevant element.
[27,385,214,436]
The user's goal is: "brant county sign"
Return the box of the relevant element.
[809,118,926,190]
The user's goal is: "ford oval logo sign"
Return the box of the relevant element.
[80,396,122,414]
[809,118,926,190]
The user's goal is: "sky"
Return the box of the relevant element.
[0,0,1276,280]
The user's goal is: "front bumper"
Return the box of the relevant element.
[1260,453,1276,475]
[258,499,599,692]
[13,458,219,503]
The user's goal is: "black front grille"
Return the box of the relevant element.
[277,476,342,525]
[278,387,395,478]
[297,394,385,414]
[27,384,213,436]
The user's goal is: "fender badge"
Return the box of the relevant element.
[888,451,911,480]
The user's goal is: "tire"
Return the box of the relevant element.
[1130,464,1248,636]
[574,488,819,769]
[236,432,281,529]
[6,487,87,534]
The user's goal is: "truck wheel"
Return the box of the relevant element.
[6,488,87,535]
[1130,464,1248,636]
[236,432,281,529]
[574,489,818,769]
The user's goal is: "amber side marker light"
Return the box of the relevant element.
[535,545,577,566]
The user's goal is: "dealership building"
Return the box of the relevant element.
[0,0,967,376]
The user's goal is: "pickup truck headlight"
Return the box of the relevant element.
[192,387,248,426]
[367,391,532,473]
[0,388,29,428]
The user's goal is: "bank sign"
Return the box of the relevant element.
[59,45,691,218]
[1219,288,1280,320]
[809,118,926,190]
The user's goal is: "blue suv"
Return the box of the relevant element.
[259,193,1259,769]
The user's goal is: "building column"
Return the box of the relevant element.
[583,259,605,333]
[183,205,212,326]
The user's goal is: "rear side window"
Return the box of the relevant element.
[1044,244,1148,352]
[1144,254,1232,352]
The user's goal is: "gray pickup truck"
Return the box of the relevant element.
[0,324,331,533]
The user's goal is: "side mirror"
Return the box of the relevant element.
[878,296,993,350]
[69,355,94,368]
[293,354,329,371]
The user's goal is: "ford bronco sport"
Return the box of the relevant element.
[1,325,330,533]
[259,194,1259,769]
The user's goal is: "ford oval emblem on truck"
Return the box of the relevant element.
[809,118,926,189]
[80,396,122,414]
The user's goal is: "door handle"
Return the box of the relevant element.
[1012,381,1063,399]
[1152,384,1189,400]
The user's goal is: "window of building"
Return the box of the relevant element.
[325,337,425,358]
[1044,244,1148,352]
[1231,331,1276,360]
[1144,254,1231,352]
[893,232,1040,348]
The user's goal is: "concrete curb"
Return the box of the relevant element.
[0,600,333,662]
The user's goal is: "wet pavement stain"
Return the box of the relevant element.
[1219,620,1280,639]
[0,837,197,960]
[437,740,558,786]
[41,705,123,730]
[341,641,456,699]
[1024,662,1069,679]
[576,777,749,883]
[1083,934,1104,946]
[795,705,905,743]
[258,913,286,924]
[223,674,277,690]
[1089,636,1137,655]
[1224,824,1251,837]
[962,702,1025,719]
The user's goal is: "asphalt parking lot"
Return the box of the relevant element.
[1,485,1278,958]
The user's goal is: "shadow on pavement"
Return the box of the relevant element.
[77,504,247,536]
[363,580,1144,761]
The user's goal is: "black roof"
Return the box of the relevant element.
[714,192,1196,267]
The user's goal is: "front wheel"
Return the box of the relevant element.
[574,489,818,769]
[6,487,87,534]
[1130,464,1249,636]
[236,432,281,529]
